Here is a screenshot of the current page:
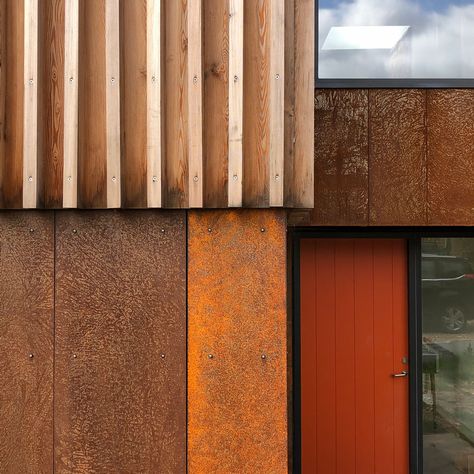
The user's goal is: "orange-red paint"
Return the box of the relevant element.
[300,239,409,474]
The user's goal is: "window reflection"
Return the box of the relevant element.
[422,238,474,473]
[319,0,474,79]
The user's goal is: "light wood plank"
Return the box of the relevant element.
[227,0,243,207]
[269,0,284,207]
[146,0,161,208]
[293,0,314,208]
[23,0,38,208]
[105,0,120,208]
[187,0,203,208]
[63,0,79,208]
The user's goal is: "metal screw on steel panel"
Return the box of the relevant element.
[208,354,214,359]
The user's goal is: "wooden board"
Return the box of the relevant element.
[243,0,270,207]
[203,0,229,208]
[0,212,54,472]
[120,0,147,208]
[188,210,288,473]
[311,89,369,225]
[54,210,186,472]
[427,90,474,225]
[38,0,65,209]
[369,89,427,225]
[0,0,24,208]
[78,0,107,208]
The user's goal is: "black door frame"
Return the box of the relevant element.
[291,227,474,474]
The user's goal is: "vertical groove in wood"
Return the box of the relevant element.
[63,0,78,208]
[38,0,65,209]
[23,0,38,208]
[187,0,203,208]
[243,0,270,208]
[163,0,188,208]
[292,0,313,208]
[146,0,162,208]
[119,0,147,208]
[105,0,120,208]
[202,0,229,208]
[78,0,107,208]
[269,0,284,207]
[0,0,24,208]
[228,0,243,207]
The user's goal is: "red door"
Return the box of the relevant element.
[300,239,409,474]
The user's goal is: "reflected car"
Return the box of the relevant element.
[422,254,474,333]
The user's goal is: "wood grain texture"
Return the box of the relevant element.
[22,0,38,208]
[55,210,186,473]
[38,0,65,209]
[243,0,270,207]
[187,0,203,208]
[0,212,54,473]
[228,0,243,207]
[291,0,313,208]
[188,210,288,473]
[146,0,162,208]
[369,89,427,225]
[0,0,24,208]
[63,0,79,208]
[120,0,147,208]
[311,89,369,226]
[163,0,188,208]
[78,0,107,208]
[203,0,229,208]
[427,90,474,225]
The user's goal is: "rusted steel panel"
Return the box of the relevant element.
[369,89,427,225]
[55,211,186,472]
[188,210,288,473]
[0,212,54,472]
[427,90,474,225]
[311,89,369,225]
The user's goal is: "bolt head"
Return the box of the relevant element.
[29,353,34,359]
[261,228,266,233]
[261,354,267,360]
[160,353,165,359]
[208,354,214,359]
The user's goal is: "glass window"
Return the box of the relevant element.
[318,0,474,83]
[422,238,474,472]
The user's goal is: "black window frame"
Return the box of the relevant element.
[290,226,474,474]
[315,0,474,89]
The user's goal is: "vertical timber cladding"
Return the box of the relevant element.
[0,212,54,472]
[188,210,288,473]
[54,211,186,472]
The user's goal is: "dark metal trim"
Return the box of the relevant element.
[315,0,474,89]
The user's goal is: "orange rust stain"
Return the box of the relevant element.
[188,209,288,474]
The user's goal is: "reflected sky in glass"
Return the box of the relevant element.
[318,0,474,79]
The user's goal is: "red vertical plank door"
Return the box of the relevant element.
[300,239,409,474]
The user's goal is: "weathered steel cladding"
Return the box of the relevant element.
[0,212,54,472]
[307,89,474,226]
[188,210,288,473]
[54,211,186,472]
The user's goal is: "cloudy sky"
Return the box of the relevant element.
[318,0,474,78]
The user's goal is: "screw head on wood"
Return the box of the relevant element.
[28,176,33,182]
[208,354,214,359]
[275,174,280,181]
[193,175,199,182]
[261,354,267,360]
[260,228,266,233]
[232,174,238,181]
[69,77,74,83]
[72,229,77,234]
[152,176,158,182]
[160,353,165,359]
[193,75,198,84]
[275,73,280,80]
[161,228,165,234]
[67,176,72,181]
[112,176,117,182]
[29,228,34,233]
[208,228,212,233]
[28,353,34,359]
[73,354,77,359]
[29,78,34,85]
[234,75,239,82]
[152,75,156,83]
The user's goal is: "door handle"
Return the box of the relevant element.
[392,371,408,378]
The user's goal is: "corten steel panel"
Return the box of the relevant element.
[300,239,409,473]
[369,89,427,225]
[188,210,288,473]
[0,212,54,472]
[54,211,186,473]
[311,89,369,226]
[427,90,474,225]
